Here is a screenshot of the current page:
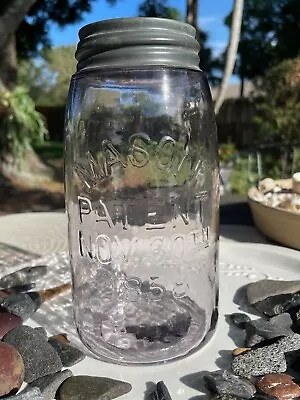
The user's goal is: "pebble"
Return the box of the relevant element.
[50,333,70,343]
[28,369,72,400]
[0,293,38,321]
[276,333,300,352]
[204,370,255,399]
[244,318,293,347]
[3,325,62,383]
[232,348,251,356]
[0,312,22,339]
[2,283,36,295]
[233,332,300,377]
[253,292,300,316]
[230,313,251,329]
[48,337,86,367]
[0,265,47,289]
[212,396,245,400]
[149,381,172,400]
[232,344,286,377]
[252,395,278,400]
[0,342,24,396]
[270,313,293,329]
[1,387,43,399]
[58,376,132,400]
[256,373,300,400]
[246,280,300,305]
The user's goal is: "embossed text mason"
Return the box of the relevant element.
[65,17,220,365]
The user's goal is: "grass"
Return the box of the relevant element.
[229,158,253,194]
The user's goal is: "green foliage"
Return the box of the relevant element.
[0,87,48,160]
[229,157,251,194]
[33,141,64,161]
[138,0,181,20]
[224,0,300,81]
[17,59,53,105]
[42,46,77,105]
[253,58,300,143]
[219,142,237,163]
[17,46,76,106]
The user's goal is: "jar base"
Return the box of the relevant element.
[76,307,218,366]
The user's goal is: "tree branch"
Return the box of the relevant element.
[0,0,37,50]
[214,0,244,114]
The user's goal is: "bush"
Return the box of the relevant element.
[219,142,237,164]
[0,87,48,160]
[254,58,300,144]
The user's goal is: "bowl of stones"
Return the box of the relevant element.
[248,175,300,250]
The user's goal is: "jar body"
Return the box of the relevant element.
[65,68,219,364]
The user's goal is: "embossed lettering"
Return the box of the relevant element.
[96,200,114,227]
[150,236,165,263]
[95,234,112,264]
[103,140,127,169]
[113,236,138,262]
[127,133,150,167]
[157,136,176,171]
[145,201,166,230]
[78,196,92,223]
[79,231,93,259]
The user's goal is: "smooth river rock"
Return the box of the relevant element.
[0,342,24,397]
[204,370,255,399]
[3,325,62,383]
[256,373,300,400]
[246,280,300,305]
[57,376,132,400]
[48,337,86,367]
[28,369,72,400]
[0,312,22,339]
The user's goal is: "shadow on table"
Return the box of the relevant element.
[219,224,270,244]
[0,242,39,268]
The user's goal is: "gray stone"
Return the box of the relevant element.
[48,337,86,367]
[0,265,47,289]
[3,325,62,383]
[270,313,293,329]
[34,327,48,340]
[253,292,300,316]
[150,381,172,400]
[204,370,255,399]
[28,369,72,400]
[244,318,293,347]
[230,313,251,329]
[277,333,300,352]
[58,376,132,400]
[231,343,287,377]
[1,387,43,400]
[246,280,300,305]
[0,293,38,321]
[212,396,245,400]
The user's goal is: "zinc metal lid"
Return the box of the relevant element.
[75,17,200,73]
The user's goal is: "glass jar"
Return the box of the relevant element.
[65,17,219,365]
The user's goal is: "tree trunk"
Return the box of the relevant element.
[0,34,17,91]
[240,75,245,97]
[186,0,198,28]
[214,0,244,114]
[0,0,37,50]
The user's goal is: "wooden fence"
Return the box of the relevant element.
[1,99,258,148]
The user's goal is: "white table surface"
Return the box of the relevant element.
[0,212,299,400]
[0,212,269,257]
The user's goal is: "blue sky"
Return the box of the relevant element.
[49,0,232,57]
